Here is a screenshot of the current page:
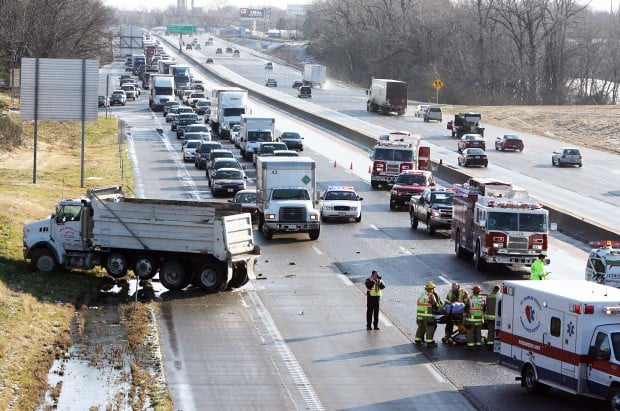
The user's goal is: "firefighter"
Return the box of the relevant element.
[365,270,385,330]
[466,285,485,349]
[484,285,500,349]
[415,282,441,347]
[530,254,548,280]
[443,282,469,342]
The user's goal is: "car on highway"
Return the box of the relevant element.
[265,78,278,87]
[211,168,247,197]
[181,139,201,162]
[320,186,363,223]
[208,158,244,185]
[166,108,179,124]
[194,99,211,115]
[292,80,303,88]
[163,100,180,116]
[278,131,304,151]
[298,86,312,98]
[265,61,273,70]
[188,92,206,107]
[424,107,442,122]
[183,131,211,143]
[229,189,258,222]
[176,113,200,138]
[458,133,486,153]
[181,90,193,105]
[231,124,242,145]
[215,48,223,54]
[110,90,127,106]
[390,170,435,210]
[225,47,233,54]
[98,95,109,108]
[191,79,205,91]
[409,187,454,234]
[206,57,214,64]
[185,43,192,50]
[185,124,210,134]
[121,84,138,101]
[552,147,583,167]
[205,149,235,178]
[194,141,223,169]
[495,134,524,151]
[253,142,289,165]
[414,104,430,117]
[233,49,240,58]
[458,147,489,167]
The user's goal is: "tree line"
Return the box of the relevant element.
[303,0,620,105]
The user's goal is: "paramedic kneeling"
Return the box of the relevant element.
[530,254,547,280]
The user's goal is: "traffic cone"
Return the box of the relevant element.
[349,163,353,170]
[368,165,371,173]
[333,160,337,167]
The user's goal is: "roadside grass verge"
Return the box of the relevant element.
[0,101,169,409]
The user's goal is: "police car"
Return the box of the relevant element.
[319,186,363,222]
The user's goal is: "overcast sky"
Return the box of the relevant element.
[103,0,616,12]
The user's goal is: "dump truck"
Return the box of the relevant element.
[23,186,259,292]
[447,112,485,138]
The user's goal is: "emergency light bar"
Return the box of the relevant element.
[591,240,620,249]
[375,141,414,148]
[327,186,355,191]
[570,304,595,314]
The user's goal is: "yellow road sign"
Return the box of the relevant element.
[433,79,444,91]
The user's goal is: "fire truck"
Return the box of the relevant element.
[585,240,620,287]
[497,280,620,408]
[369,131,430,188]
[451,178,549,270]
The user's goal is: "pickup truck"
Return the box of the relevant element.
[409,187,454,235]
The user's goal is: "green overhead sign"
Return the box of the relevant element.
[167,25,196,33]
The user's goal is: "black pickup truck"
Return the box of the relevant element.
[409,187,454,235]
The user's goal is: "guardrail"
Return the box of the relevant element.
[158,35,619,243]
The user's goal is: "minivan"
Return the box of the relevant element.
[298,86,312,98]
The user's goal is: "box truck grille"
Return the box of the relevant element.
[280,207,306,222]
[507,236,529,252]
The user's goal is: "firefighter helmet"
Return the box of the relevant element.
[473,285,481,294]
[425,281,436,290]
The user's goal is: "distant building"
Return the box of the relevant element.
[177,0,187,11]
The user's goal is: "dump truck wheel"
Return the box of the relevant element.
[105,252,128,278]
[31,248,57,273]
[133,255,158,280]
[195,262,226,292]
[159,260,189,290]
[229,264,249,288]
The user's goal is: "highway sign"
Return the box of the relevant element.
[433,79,444,91]
[167,25,196,33]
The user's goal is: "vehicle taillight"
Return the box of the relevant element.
[400,162,413,172]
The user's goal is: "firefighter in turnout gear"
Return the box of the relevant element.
[365,270,385,330]
[466,285,485,349]
[415,282,441,347]
[484,285,500,348]
[444,283,469,340]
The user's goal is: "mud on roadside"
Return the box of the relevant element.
[38,278,170,411]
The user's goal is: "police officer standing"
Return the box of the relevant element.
[484,285,500,349]
[530,254,548,280]
[415,282,441,347]
[365,270,385,330]
[466,285,485,349]
[443,282,469,341]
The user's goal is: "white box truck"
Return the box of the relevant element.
[366,78,408,116]
[23,186,259,292]
[209,87,248,138]
[149,74,175,111]
[303,64,327,88]
[256,157,320,241]
[239,115,276,161]
[496,280,620,408]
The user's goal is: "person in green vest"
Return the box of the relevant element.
[530,254,548,280]
[484,285,500,349]
[466,285,485,349]
[365,270,385,330]
[415,282,442,347]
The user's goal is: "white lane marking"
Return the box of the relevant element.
[424,363,446,383]
[312,245,323,255]
[369,224,380,231]
[337,274,354,286]
[245,287,324,410]
[438,275,453,285]
[399,246,412,255]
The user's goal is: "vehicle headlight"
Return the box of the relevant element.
[430,209,440,217]
[350,207,358,211]
[391,190,398,195]
[323,205,334,210]
[265,213,276,220]
[213,182,222,188]
[309,214,319,221]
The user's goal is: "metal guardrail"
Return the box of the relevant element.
[158,35,619,243]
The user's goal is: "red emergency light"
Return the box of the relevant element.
[571,304,595,314]
[591,240,620,248]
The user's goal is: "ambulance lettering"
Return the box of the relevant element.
[519,295,542,333]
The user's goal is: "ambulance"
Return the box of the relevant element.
[585,240,620,288]
[497,280,620,408]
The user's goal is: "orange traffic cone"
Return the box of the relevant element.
[349,163,353,170]
[333,160,337,167]
[368,165,371,173]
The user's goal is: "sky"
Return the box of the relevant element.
[103,0,313,12]
[101,0,618,12]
